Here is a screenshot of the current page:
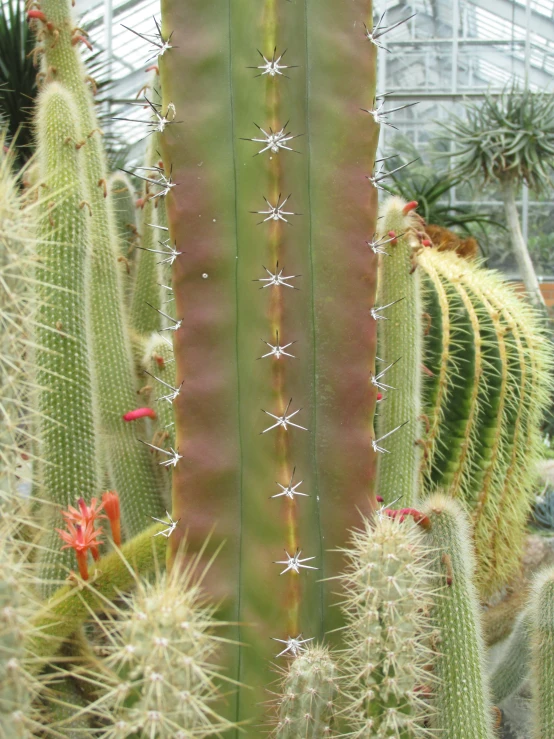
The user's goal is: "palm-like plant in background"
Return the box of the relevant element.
[440,85,554,312]
[0,0,36,164]
[383,137,502,240]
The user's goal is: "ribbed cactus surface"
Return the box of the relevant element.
[418,247,551,594]
[530,568,554,739]
[158,0,380,726]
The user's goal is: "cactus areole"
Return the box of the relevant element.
[158,0,379,726]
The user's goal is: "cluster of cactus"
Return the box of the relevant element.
[0,0,553,735]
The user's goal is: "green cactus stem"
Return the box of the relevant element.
[375,197,422,506]
[25,526,166,670]
[273,645,338,738]
[158,0,380,726]
[108,172,138,294]
[83,544,234,737]
[129,82,164,337]
[422,494,495,738]
[530,568,554,739]
[141,333,176,454]
[489,609,531,705]
[34,82,98,588]
[339,513,434,737]
[35,0,166,536]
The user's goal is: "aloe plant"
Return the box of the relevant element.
[441,85,554,312]
[1,0,552,735]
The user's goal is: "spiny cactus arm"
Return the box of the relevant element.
[25,526,166,669]
[489,609,531,704]
[34,82,98,587]
[108,172,138,270]
[530,568,554,738]
[130,79,164,336]
[35,0,166,535]
[422,494,496,738]
[375,197,422,506]
[141,333,176,452]
[340,514,434,736]
[272,645,338,738]
[76,544,235,736]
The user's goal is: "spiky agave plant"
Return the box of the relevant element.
[440,85,554,312]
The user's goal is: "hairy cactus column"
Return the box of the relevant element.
[530,568,554,738]
[34,0,165,535]
[422,495,495,738]
[374,197,422,506]
[35,83,98,585]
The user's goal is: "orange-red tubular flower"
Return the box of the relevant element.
[102,491,121,546]
[56,521,104,580]
[61,497,106,560]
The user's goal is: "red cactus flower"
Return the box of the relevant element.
[122,407,157,422]
[102,491,121,546]
[27,9,47,22]
[56,521,104,580]
[403,200,418,214]
[385,507,431,530]
[61,498,105,560]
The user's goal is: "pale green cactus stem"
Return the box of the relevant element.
[80,544,234,737]
[340,514,434,737]
[0,513,44,736]
[422,495,495,738]
[375,197,422,506]
[530,568,554,739]
[129,104,164,336]
[34,82,98,587]
[108,172,138,292]
[35,0,166,535]
[274,645,338,738]
[489,608,531,704]
[141,333,176,453]
[25,526,166,670]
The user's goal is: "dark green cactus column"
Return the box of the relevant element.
[159,0,379,728]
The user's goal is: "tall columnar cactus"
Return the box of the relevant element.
[374,197,422,506]
[418,247,551,594]
[339,514,434,737]
[158,0,380,724]
[530,567,554,739]
[422,495,495,738]
[34,82,98,586]
[32,0,166,536]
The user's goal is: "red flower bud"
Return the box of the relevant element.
[102,491,121,546]
[122,407,157,422]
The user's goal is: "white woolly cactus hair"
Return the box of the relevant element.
[339,513,436,737]
[77,544,234,738]
[0,509,50,736]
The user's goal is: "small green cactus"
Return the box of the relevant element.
[530,567,554,739]
[339,513,434,737]
[273,645,338,738]
[375,197,422,506]
[87,545,233,737]
[490,608,531,704]
[422,495,495,738]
